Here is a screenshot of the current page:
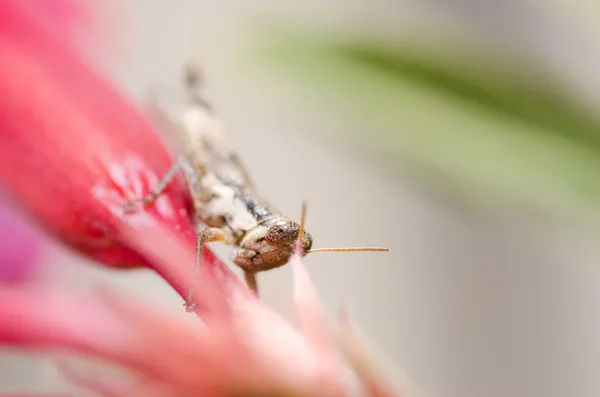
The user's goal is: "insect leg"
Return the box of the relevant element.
[184,227,227,312]
[123,156,185,213]
[244,271,258,296]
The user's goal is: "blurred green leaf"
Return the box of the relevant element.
[243,28,600,219]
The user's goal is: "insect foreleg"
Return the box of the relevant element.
[184,227,227,312]
[244,271,258,296]
[123,155,186,213]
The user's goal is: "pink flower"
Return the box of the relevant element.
[0,0,236,310]
[0,0,199,280]
[0,3,406,396]
[0,217,402,397]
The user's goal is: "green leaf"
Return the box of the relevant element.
[241,28,600,219]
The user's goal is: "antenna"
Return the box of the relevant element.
[308,247,389,253]
[183,63,212,111]
[294,201,308,254]
[296,202,390,254]
[298,201,307,244]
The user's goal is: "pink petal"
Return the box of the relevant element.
[0,395,71,397]
[118,223,358,395]
[116,215,340,393]
[60,364,191,397]
[0,286,244,393]
[0,202,44,283]
[338,308,405,397]
[114,215,252,320]
[290,244,349,395]
[0,286,317,396]
[291,244,330,352]
[0,0,198,272]
[21,0,99,46]
[118,220,341,393]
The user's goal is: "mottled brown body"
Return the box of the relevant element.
[125,65,312,303]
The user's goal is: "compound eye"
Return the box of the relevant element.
[265,220,298,245]
[302,232,313,253]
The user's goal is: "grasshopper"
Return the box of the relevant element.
[124,65,388,310]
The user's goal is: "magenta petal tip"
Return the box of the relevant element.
[0,204,44,283]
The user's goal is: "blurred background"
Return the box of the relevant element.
[3,1,600,396]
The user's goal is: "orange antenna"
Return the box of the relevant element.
[297,201,389,254]
[296,201,308,251]
[308,247,389,253]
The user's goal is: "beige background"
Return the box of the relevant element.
[3,1,600,397]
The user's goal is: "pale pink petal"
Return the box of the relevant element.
[339,307,407,397]
[0,286,336,396]
[115,218,357,394]
[0,0,197,272]
[114,216,252,322]
[0,395,71,397]
[291,244,331,353]
[0,286,252,393]
[115,221,352,394]
[22,0,98,45]
[0,203,44,283]
[60,364,193,397]
[290,245,350,395]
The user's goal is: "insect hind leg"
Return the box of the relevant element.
[244,271,259,296]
